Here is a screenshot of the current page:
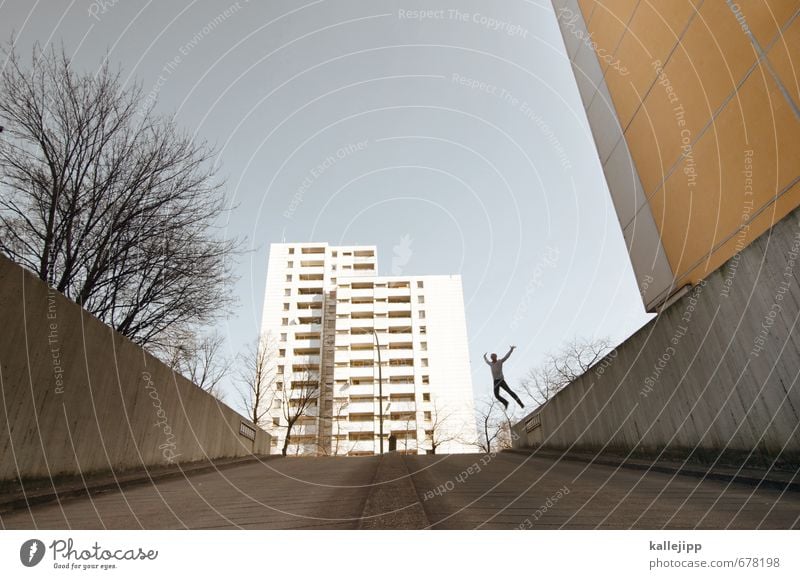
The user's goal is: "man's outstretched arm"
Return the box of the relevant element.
[483,352,490,365]
[500,345,516,362]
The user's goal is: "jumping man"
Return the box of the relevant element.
[484,346,525,410]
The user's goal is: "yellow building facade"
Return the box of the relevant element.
[554,0,799,310]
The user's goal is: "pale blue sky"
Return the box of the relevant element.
[1,0,652,418]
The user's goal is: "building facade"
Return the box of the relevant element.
[553,0,800,311]
[260,242,477,455]
[510,2,800,462]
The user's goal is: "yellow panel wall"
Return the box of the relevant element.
[579,0,800,289]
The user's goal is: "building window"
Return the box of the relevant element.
[417,281,424,288]
[421,358,428,367]
[279,349,285,356]
[286,274,292,282]
[287,261,294,268]
[332,251,337,257]
[418,295,425,303]
[280,333,287,341]
[288,247,294,254]
[418,310,425,319]
[284,288,291,296]
[422,393,430,401]
[331,277,337,284]
[420,342,427,351]
[419,325,426,334]
[276,382,283,390]
[278,365,284,374]
[424,411,432,420]
[422,375,429,384]
[282,318,289,326]
[283,303,290,310]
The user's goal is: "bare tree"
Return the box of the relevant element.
[280,366,320,456]
[521,337,612,408]
[423,398,459,455]
[475,398,513,454]
[318,397,352,456]
[0,43,239,352]
[167,331,232,400]
[237,334,277,430]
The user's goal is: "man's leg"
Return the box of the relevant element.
[493,380,509,409]
[499,379,525,408]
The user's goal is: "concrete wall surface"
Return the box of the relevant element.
[0,255,269,483]
[513,207,800,463]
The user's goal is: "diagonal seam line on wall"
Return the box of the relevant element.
[670,173,800,287]
[619,7,800,234]
[584,0,644,113]
[733,3,800,121]
[600,0,705,166]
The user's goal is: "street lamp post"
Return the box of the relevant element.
[372,328,384,455]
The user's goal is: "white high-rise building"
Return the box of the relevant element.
[260,242,477,455]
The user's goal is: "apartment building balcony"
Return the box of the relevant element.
[385,349,414,359]
[387,310,411,319]
[347,383,375,397]
[382,364,416,376]
[294,305,323,317]
[335,322,355,335]
[347,350,377,362]
[293,339,321,349]
[293,322,322,332]
[347,401,377,414]
[295,294,324,305]
[295,279,326,290]
[347,421,376,433]
[343,333,376,346]
[347,440,376,453]
[292,423,318,436]
[286,388,320,401]
[387,422,417,434]
[349,288,374,299]
[292,355,321,366]
[334,366,375,380]
[345,366,377,378]
[335,302,352,315]
[386,382,416,395]
[386,401,417,413]
[350,302,375,313]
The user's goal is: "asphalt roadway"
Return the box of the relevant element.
[2,452,798,529]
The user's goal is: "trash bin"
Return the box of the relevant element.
[388,435,397,452]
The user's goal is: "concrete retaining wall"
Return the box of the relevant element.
[0,255,270,483]
[512,207,800,463]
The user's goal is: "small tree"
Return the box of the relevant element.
[280,366,320,456]
[237,334,277,430]
[423,399,459,455]
[323,397,351,456]
[475,398,513,454]
[521,337,612,408]
[167,331,231,400]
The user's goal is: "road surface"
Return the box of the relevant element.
[2,453,798,529]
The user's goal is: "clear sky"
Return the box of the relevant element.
[1,0,652,419]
